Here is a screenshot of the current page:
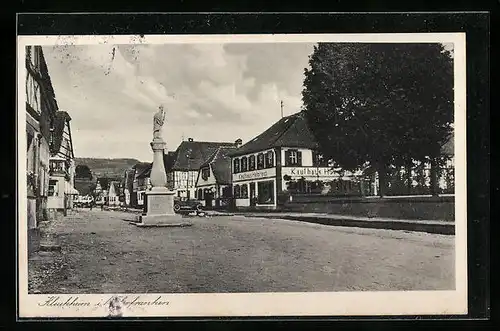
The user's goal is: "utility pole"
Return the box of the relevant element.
[280,100,284,118]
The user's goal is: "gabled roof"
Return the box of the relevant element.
[200,146,237,185]
[38,47,59,111]
[132,162,151,173]
[108,181,120,194]
[136,152,177,179]
[229,111,318,157]
[50,111,73,157]
[172,140,235,171]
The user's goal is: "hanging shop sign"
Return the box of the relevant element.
[233,168,276,182]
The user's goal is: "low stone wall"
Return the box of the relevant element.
[283,195,455,221]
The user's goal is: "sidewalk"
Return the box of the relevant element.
[213,211,455,235]
[28,210,69,293]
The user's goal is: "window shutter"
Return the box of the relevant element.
[297,151,302,166]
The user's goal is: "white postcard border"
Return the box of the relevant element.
[17,32,467,318]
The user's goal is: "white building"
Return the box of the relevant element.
[230,111,369,210]
[47,111,78,218]
[107,181,121,206]
[138,139,237,201]
[167,138,236,200]
[195,145,236,208]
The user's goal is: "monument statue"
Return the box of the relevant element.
[153,104,166,140]
[133,103,189,227]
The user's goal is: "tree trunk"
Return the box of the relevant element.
[430,157,439,197]
[377,163,388,197]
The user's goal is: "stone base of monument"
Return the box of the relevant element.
[133,188,192,228]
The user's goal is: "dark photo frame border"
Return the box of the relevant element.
[7,11,490,326]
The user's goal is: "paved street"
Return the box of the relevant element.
[28,209,455,294]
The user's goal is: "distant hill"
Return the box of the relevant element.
[75,158,141,179]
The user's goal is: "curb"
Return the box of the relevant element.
[242,214,455,235]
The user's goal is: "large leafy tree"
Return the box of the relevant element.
[75,164,93,180]
[302,43,454,196]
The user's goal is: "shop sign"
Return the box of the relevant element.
[283,167,340,178]
[233,168,276,181]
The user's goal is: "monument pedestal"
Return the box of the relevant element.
[134,187,192,228]
[133,106,193,228]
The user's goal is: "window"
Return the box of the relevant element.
[48,180,57,196]
[197,189,203,200]
[285,149,302,166]
[241,157,248,172]
[241,184,248,199]
[201,167,210,180]
[257,153,265,170]
[257,181,275,204]
[233,185,241,198]
[233,158,240,173]
[249,155,256,171]
[266,151,274,168]
[313,151,328,167]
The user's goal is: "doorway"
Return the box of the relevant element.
[249,182,256,206]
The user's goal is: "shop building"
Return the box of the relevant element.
[194,145,237,209]
[230,111,369,210]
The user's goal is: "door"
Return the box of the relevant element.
[205,189,213,208]
[249,182,256,206]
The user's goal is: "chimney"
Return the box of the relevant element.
[235,138,242,148]
[188,138,194,142]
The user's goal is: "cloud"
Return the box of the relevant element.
[42,42,315,161]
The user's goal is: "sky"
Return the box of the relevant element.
[43,42,316,162]
[43,42,454,162]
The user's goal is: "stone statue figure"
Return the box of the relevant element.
[153,104,166,140]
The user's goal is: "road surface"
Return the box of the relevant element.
[28,209,455,294]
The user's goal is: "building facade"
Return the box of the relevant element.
[167,139,236,200]
[122,168,135,206]
[195,145,236,208]
[231,111,455,210]
[130,162,151,208]
[230,112,372,210]
[47,111,78,218]
[137,139,236,202]
[25,45,60,229]
[107,181,120,206]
